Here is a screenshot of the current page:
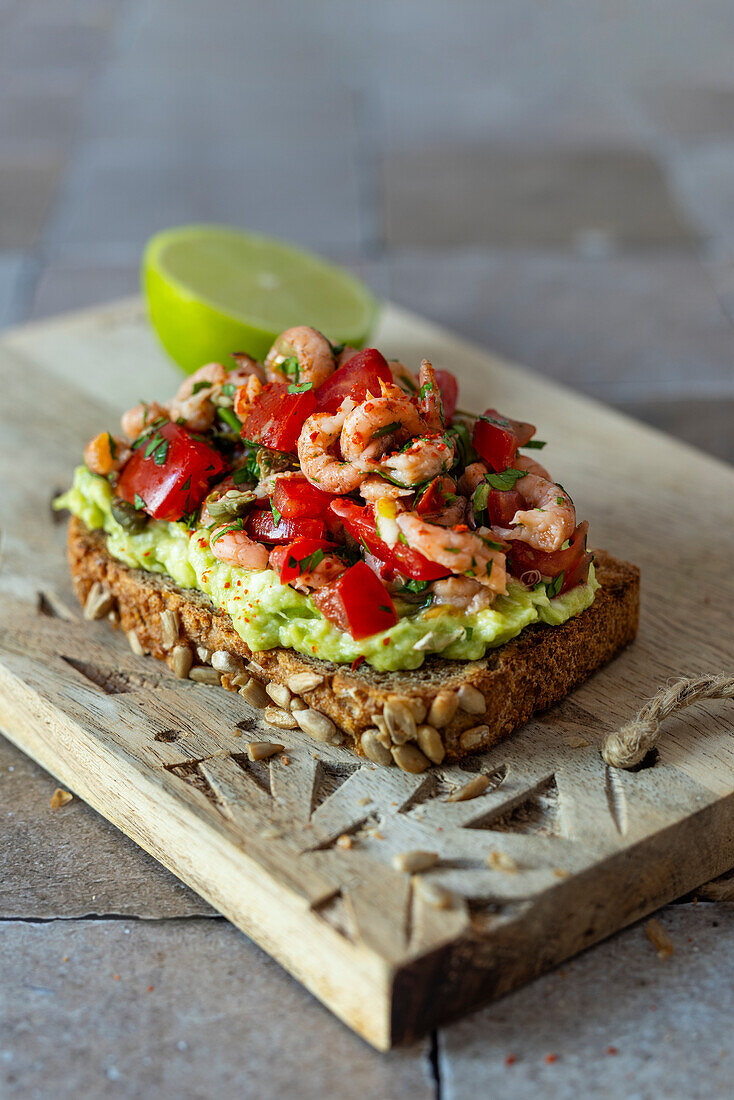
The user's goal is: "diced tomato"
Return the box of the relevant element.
[473,408,536,472]
[273,538,337,583]
[241,383,316,454]
[271,474,339,521]
[313,348,392,414]
[330,499,450,582]
[485,488,524,527]
[415,477,450,516]
[117,421,227,522]
[434,369,458,422]
[244,508,327,544]
[507,521,592,592]
[313,561,398,639]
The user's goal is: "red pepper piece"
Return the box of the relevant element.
[241,383,316,454]
[313,349,392,414]
[313,561,398,639]
[330,499,450,582]
[117,421,227,522]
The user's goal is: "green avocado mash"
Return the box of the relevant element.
[56,466,599,672]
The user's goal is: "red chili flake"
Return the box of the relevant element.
[351,655,365,672]
[143,551,150,558]
[224,581,230,589]
[382,637,390,646]
[453,524,469,532]
[113,974,120,981]
[544,1054,558,1064]
[606,1046,618,1056]
[147,985,154,993]
[505,1055,517,1066]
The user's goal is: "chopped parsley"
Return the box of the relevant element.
[221,382,236,397]
[210,518,244,544]
[133,492,146,510]
[546,572,565,598]
[371,421,400,440]
[270,500,282,527]
[523,439,547,449]
[287,381,313,394]
[217,407,241,433]
[483,468,527,491]
[557,496,565,506]
[191,380,212,395]
[279,355,300,382]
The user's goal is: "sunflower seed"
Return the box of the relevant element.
[212,650,244,675]
[391,744,430,773]
[171,644,193,679]
[427,690,458,729]
[413,877,455,909]
[189,667,222,685]
[83,582,113,621]
[487,849,519,873]
[459,724,489,751]
[457,684,486,715]
[230,672,250,688]
[416,724,445,765]
[107,609,119,625]
[392,850,439,873]
[286,671,324,694]
[361,730,393,766]
[196,644,212,663]
[246,741,284,762]
[289,697,308,712]
[264,705,299,730]
[159,608,179,650]
[127,629,145,656]
[247,659,266,677]
[383,697,417,745]
[239,678,268,708]
[412,632,436,652]
[406,698,428,724]
[266,682,292,709]
[295,708,337,743]
[447,773,491,802]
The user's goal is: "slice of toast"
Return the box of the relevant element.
[67,516,639,765]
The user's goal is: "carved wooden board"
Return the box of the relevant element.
[1,300,733,1049]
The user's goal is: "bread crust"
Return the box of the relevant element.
[67,517,639,761]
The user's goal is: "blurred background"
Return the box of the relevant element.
[1,0,733,461]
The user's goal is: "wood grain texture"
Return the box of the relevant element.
[0,301,733,1049]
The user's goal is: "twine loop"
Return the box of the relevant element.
[602,674,734,769]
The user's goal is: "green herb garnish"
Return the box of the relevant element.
[287,381,313,394]
[523,439,546,449]
[191,380,212,395]
[483,468,527,491]
[547,572,565,598]
[217,407,241,433]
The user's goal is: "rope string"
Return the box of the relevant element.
[602,674,734,769]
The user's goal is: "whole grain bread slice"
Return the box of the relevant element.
[67,516,639,766]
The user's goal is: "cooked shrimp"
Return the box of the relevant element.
[229,352,265,384]
[265,326,335,387]
[359,475,414,503]
[340,391,426,470]
[383,435,454,488]
[396,513,507,594]
[417,476,466,527]
[84,432,131,476]
[167,362,228,432]
[498,475,576,553]
[233,374,263,421]
[210,524,270,570]
[389,359,419,394]
[514,453,551,480]
[418,359,444,431]
[120,401,168,440]
[432,576,493,614]
[298,403,364,494]
[458,461,489,496]
[337,346,358,368]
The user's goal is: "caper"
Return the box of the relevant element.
[206,488,256,520]
[256,447,294,478]
[111,497,149,534]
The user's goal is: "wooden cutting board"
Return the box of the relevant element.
[1,300,733,1050]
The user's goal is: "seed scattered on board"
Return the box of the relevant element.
[50,788,73,810]
[645,918,675,959]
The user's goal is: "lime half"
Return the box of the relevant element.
[143,224,379,374]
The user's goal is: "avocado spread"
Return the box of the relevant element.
[57,466,598,672]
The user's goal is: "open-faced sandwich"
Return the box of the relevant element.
[57,326,639,768]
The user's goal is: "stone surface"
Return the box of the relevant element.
[0,735,214,919]
[0,917,433,1099]
[440,905,734,1100]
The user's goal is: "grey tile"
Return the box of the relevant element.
[27,260,140,320]
[0,735,213,919]
[440,905,734,1100]
[0,154,65,249]
[382,250,734,402]
[382,147,701,250]
[1,917,433,1097]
